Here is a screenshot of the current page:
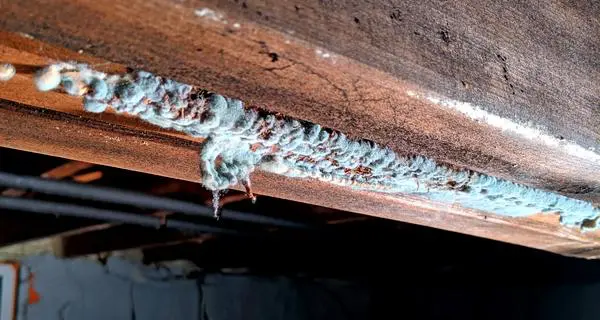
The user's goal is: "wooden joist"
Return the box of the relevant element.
[0,0,599,258]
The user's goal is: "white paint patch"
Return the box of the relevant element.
[424,94,600,163]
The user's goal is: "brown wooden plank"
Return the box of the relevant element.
[2,98,600,258]
[1,161,92,197]
[0,1,598,257]
[0,1,598,201]
[41,161,93,180]
[72,171,103,183]
[0,159,99,245]
[203,0,600,151]
[57,225,204,258]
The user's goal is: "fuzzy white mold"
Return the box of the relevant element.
[32,62,600,229]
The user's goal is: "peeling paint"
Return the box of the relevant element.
[31,62,600,229]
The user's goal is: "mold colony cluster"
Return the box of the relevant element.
[28,62,600,228]
[0,63,16,81]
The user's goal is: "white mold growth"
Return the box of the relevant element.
[315,49,336,63]
[194,8,227,24]
[425,94,600,163]
[33,62,600,229]
[34,64,70,92]
[0,63,16,82]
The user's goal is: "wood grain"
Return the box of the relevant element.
[0,0,599,257]
[0,1,598,200]
[2,96,600,258]
[203,0,600,151]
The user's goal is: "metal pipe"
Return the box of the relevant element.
[0,196,240,235]
[0,171,308,229]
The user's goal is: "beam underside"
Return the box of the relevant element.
[0,0,598,257]
[1,0,598,200]
[1,99,600,258]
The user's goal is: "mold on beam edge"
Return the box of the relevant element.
[16,61,600,230]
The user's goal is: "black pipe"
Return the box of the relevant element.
[0,196,241,235]
[0,172,308,229]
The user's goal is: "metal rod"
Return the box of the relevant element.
[0,196,239,235]
[0,171,308,229]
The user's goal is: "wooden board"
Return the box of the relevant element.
[0,0,599,258]
[1,0,599,199]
